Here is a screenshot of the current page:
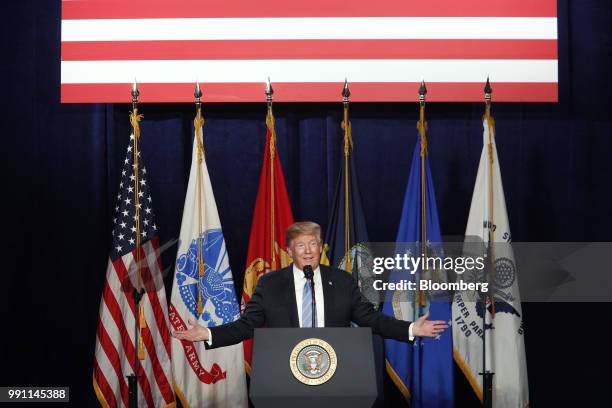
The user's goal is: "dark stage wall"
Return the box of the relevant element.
[2,1,612,406]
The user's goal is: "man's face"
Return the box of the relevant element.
[287,233,323,271]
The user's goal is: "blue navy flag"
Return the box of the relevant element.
[383,132,454,407]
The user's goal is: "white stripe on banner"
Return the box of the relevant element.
[106,264,136,344]
[61,59,558,84]
[140,346,165,408]
[100,301,133,374]
[62,17,558,41]
[94,349,123,407]
[142,297,172,367]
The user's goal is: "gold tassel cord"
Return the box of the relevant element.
[194,108,206,316]
[417,104,428,309]
[130,108,144,290]
[194,108,206,163]
[130,109,144,141]
[129,108,147,361]
[266,106,278,271]
[342,105,353,273]
[137,304,146,360]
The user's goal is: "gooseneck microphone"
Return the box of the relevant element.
[303,265,317,328]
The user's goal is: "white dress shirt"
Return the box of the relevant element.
[294,265,414,338]
[293,265,325,327]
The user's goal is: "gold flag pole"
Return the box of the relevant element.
[127,80,145,408]
[416,80,429,310]
[483,77,496,317]
[265,78,278,271]
[480,78,496,408]
[341,79,353,273]
[194,82,206,316]
[128,81,147,362]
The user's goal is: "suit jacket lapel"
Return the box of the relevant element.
[284,266,299,328]
[321,266,334,327]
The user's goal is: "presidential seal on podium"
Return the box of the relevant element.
[289,338,338,386]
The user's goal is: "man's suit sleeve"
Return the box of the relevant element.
[205,276,267,349]
[347,273,413,342]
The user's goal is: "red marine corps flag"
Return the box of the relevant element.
[241,82,294,372]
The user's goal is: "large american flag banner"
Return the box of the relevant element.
[93,132,176,408]
[61,0,557,102]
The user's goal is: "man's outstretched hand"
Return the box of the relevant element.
[172,319,209,342]
[412,311,449,337]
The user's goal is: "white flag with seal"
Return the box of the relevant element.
[169,114,248,408]
[452,117,529,408]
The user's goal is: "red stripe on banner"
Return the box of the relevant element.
[134,247,174,405]
[102,279,137,366]
[61,39,558,61]
[62,0,557,19]
[96,323,130,408]
[93,360,118,408]
[136,242,172,357]
[111,258,137,316]
[61,82,558,103]
[140,326,175,405]
[106,261,157,408]
[114,247,174,404]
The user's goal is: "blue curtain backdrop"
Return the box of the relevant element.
[3,0,612,406]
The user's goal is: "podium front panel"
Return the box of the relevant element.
[250,327,377,408]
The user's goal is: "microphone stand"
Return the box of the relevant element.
[310,279,317,328]
[304,266,317,327]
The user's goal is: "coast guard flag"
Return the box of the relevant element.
[169,114,248,407]
[93,131,176,408]
[452,118,529,407]
[383,132,454,407]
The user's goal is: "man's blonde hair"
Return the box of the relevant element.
[285,221,322,246]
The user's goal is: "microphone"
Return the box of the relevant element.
[303,265,314,280]
[303,265,317,328]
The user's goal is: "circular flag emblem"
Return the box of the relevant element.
[289,338,337,386]
[494,257,516,289]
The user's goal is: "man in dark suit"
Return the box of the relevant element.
[173,221,448,346]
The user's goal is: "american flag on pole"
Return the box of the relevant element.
[61,0,558,102]
[93,129,176,408]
